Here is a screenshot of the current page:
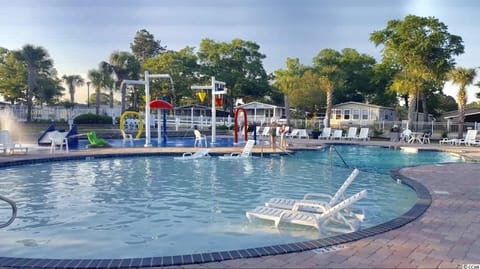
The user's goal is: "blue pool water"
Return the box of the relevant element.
[0,146,463,259]
[75,136,235,148]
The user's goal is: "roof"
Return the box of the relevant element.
[442,107,480,119]
[235,101,283,109]
[333,101,395,110]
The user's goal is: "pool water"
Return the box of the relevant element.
[75,136,235,148]
[0,146,463,259]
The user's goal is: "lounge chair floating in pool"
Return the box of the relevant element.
[219,139,255,159]
[265,169,360,213]
[246,190,367,233]
[174,149,211,160]
[86,131,111,148]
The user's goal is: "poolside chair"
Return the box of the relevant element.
[121,129,134,147]
[219,139,255,159]
[0,130,28,154]
[260,127,270,137]
[194,129,208,147]
[246,190,367,232]
[344,127,357,140]
[459,130,478,146]
[400,129,412,143]
[331,130,343,140]
[355,128,370,141]
[265,169,360,213]
[174,149,211,160]
[319,127,332,140]
[48,131,69,153]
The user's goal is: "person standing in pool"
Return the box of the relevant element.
[269,121,277,150]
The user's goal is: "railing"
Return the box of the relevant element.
[0,195,17,229]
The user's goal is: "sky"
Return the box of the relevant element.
[0,0,479,103]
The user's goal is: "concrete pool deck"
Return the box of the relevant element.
[1,139,479,268]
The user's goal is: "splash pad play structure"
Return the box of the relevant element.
[120,71,174,147]
[191,77,227,146]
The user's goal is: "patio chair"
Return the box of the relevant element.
[459,130,478,146]
[174,149,211,160]
[219,140,255,159]
[0,130,28,154]
[355,128,370,141]
[48,131,69,153]
[260,127,270,137]
[344,127,358,140]
[319,127,332,140]
[194,129,208,147]
[265,169,360,213]
[331,130,343,140]
[121,129,134,147]
[246,190,367,232]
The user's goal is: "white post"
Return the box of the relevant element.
[144,71,152,147]
[211,76,217,145]
[158,111,161,143]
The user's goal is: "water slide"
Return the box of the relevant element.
[38,124,78,148]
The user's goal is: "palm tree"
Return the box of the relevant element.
[447,67,477,138]
[14,44,53,122]
[103,51,141,113]
[62,74,84,103]
[87,69,104,115]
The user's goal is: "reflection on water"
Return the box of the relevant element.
[0,145,463,259]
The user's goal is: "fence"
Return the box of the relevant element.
[1,105,479,139]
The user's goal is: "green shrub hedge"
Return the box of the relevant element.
[74,113,112,124]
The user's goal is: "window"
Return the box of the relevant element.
[361,109,369,120]
[343,109,350,120]
[353,109,360,120]
[333,109,342,120]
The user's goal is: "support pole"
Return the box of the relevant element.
[211,76,216,145]
[144,71,152,147]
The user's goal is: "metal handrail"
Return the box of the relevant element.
[329,145,350,168]
[0,195,17,228]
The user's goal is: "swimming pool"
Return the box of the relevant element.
[0,146,463,260]
[75,136,235,148]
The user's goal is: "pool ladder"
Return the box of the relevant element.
[0,195,17,228]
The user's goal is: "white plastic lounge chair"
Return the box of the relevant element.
[48,131,69,153]
[260,127,270,137]
[0,130,28,154]
[219,140,255,159]
[174,149,210,160]
[194,129,207,147]
[121,129,134,146]
[246,190,367,232]
[344,127,357,140]
[319,127,331,140]
[331,130,343,140]
[265,169,359,212]
[400,129,412,143]
[355,128,370,141]
[287,129,308,139]
[459,130,478,146]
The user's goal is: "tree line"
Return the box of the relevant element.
[1,15,479,135]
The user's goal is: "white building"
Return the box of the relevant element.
[331,101,397,127]
[235,101,285,125]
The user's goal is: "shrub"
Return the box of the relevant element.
[74,113,112,124]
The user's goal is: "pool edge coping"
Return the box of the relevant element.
[0,153,431,269]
